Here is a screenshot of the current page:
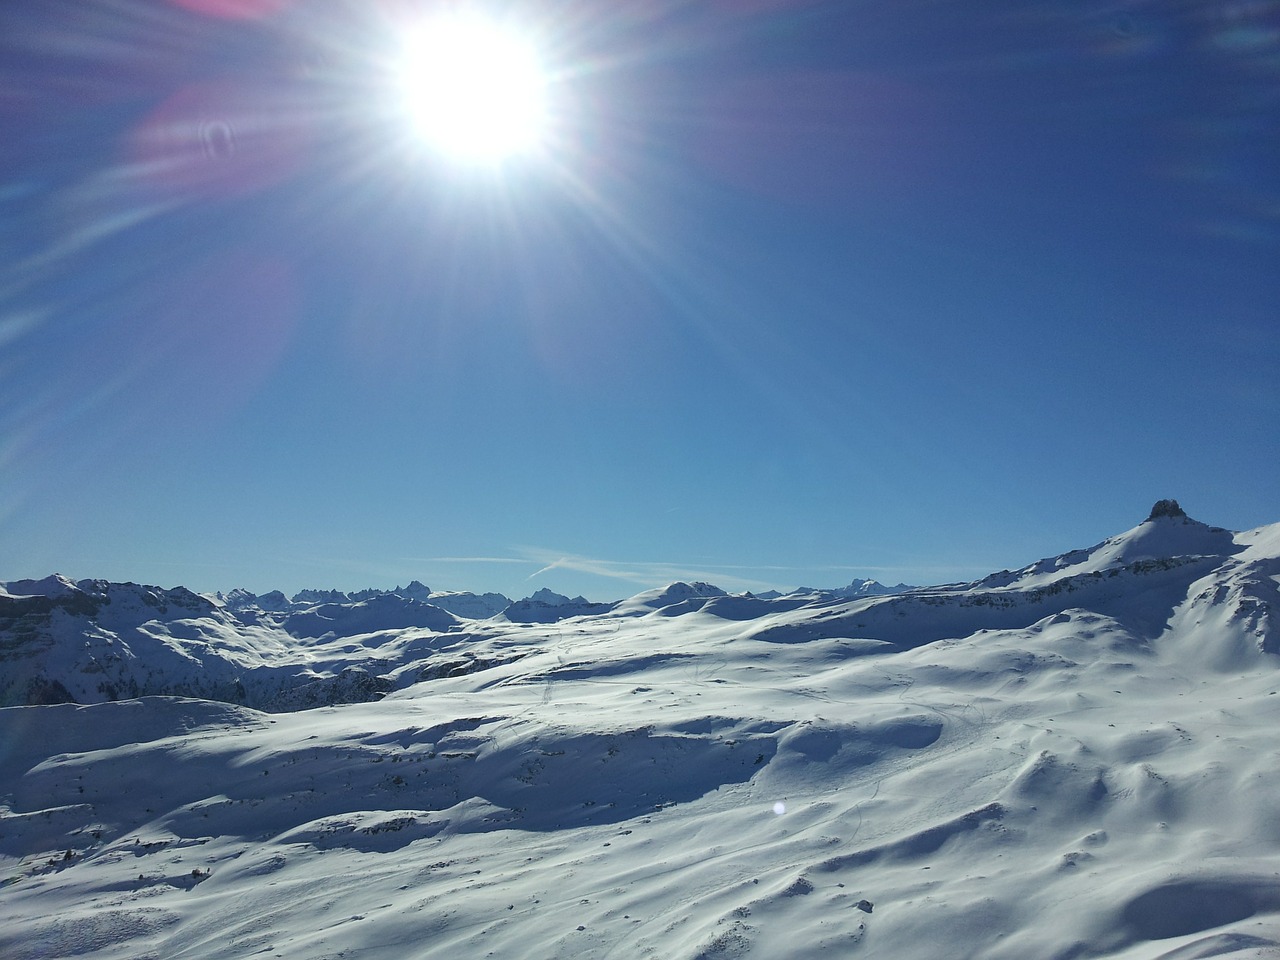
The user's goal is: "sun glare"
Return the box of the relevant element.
[398,14,550,164]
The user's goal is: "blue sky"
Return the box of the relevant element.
[2,0,1277,601]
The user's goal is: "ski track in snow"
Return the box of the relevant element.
[3,510,1280,959]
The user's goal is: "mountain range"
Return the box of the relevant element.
[2,500,1278,959]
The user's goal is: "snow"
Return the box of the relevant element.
[211,583,510,621]
[1,574,82,599]
[980,513,1241,592]
[3,508,1280,959]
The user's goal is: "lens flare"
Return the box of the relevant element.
[397,14,550,163]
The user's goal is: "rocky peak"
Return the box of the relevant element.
[1147,499,1188,521]
[398,580,433,601]
[527,587,575,606]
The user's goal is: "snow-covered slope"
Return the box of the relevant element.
[738,503,1270,658]
[2,502,1279,960]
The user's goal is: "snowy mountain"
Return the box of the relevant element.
[212,580,511,620]
[0,576,420,710]
[755,578,914,601]
[832,577,914,597]
[776,577,916,601]
[500,587,616,623]
[350,580,433,603]
[3,502,1280,960]
[527,587,581,606]
[421,589,511,619]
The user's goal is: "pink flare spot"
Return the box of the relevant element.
[126,80,309,200]
[165,0,295,21]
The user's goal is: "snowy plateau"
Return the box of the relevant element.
[2,502,1280,960]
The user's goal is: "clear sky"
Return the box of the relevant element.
[2,0,1277,602]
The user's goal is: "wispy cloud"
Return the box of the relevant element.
[516,548,784,593]
[515,547,989,592]
[527,557,571,580]
[400,556,531,565]
[400,549,987,594]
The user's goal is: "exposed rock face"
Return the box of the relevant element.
[1147,499,1187,521]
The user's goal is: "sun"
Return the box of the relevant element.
[397,14,550,164]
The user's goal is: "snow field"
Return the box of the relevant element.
[3,512,1280,958]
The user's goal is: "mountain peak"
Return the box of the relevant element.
[527,587,576,606]
[1147,499,1188,521]
[1,574,81,598]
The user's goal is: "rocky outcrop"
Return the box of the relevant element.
[1148,499,1188,521]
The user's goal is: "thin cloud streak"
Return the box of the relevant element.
[528,558,570,580]
[517,548,788,594]
[401,549,991,596]
[521,547,979,576]
[401,556,531,565]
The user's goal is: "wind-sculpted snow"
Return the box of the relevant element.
[2,508,1280,959]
